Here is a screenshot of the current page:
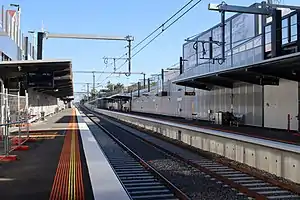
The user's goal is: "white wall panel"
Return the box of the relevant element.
[264,79,298,130]
[28,88,61,118]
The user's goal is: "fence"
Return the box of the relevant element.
[0,88,29,158]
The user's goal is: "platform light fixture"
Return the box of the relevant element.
[10,3,20,10]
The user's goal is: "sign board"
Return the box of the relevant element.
[185,91,195,96]
[27,72,54,88]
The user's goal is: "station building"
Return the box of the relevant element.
[0,5,73,121]
[128,3,300,131]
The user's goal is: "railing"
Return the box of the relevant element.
[0,88,29,159]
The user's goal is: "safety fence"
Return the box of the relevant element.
[0,88,29,159]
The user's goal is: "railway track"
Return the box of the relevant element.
[83,113,189,200]
[82,106,300,200]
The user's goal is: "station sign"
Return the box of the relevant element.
[184,91,195,96]
[27,71,54,88]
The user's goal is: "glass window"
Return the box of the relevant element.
[282,38,289,45]
[265,25,271,45]
[291,35,297,42]
[265,43,271,52]
[232,14,255,46]
[257,15,262,35]
[239,44,246,52]
[265,30,271,52]
[254,36,262,47]
[246,40,253,50]
[225,21,231,51]
[291,24,297,42]
[282,18,288,28]
[282,27,288,44]
[265,25,271,33]
[291,14,297,25]
[265,25,271,50]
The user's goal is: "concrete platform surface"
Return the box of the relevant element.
[28,108,75,132]
[0,108,94,199]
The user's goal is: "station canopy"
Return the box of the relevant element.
[173,52,300,90]
[98,93,131,102]
[109,93,131,100]
[0,59,73,98]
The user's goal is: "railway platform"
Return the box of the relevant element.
[0,108,131,200]
[105,109,300,145]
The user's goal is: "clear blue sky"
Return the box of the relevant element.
[2,0,299,99]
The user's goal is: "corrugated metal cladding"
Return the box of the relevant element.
[131,81,263,127]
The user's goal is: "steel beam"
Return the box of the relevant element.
[271,9,282,57]
[196,77,233,88]
[208,3,272,15]
[37,32,44,59]
[297,10,300,52]
[137,82,141,97]
[37,31,134,76]
[185,38,222,45]
[176,81,212,91]
[45,32,134,41]
[161,69,165,92]
[268,4,300,10]
[165,68,180,71]
[147,78,150,92]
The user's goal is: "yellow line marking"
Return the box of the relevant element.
[73,128,76,200]
[68,127,77,200]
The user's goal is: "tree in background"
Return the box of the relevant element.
[106,81,124,92]
[90,88,98,99]
[106,81,115,92]
[114,83,124,92]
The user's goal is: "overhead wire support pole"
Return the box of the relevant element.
[220,10,225,64]
[128,39,132,76]
[86,83,89,99]
[37,32,134,70]
[100,0,203,81]
[143,73,146,89]
[92,71,95,94]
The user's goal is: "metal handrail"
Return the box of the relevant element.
[0,120,28,127]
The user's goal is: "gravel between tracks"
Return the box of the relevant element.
[88,114,249,200]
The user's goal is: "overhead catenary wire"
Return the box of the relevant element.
[105,0,203,76]
[132,0,203,58]
[99,0,203,88]
[132,0,195,51]
[112,0,196,62]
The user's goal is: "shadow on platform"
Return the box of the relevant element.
[55,116,74,123]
